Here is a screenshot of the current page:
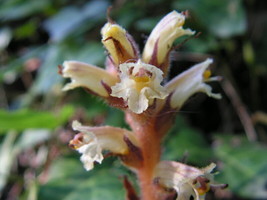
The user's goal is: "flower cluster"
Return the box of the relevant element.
[62,10,224,200]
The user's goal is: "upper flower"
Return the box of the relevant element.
[142,11,195,73]
[165,58,222,109]
[101,22,139,66]
[61,10,220,114]
[62,61,118,97]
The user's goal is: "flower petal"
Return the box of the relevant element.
[77,134,103,171]
[62,61,118,97]
[165,58,221,109]
[101,23,139,65]
[70,121,140,171]
[142,11,194,68]
[111,60,168,114]
[72,120,138,154]
[154,161,216,200]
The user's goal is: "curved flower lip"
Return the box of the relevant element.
[165,58,222,109]
[70,131,103,171]
[110,60,168,114]
[101,22,139,65]
[62,61,118,97]
[142,11,195,68]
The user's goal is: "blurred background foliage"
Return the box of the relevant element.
[0,0,266,199]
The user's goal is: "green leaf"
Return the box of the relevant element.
[105,108,126,128]
[214,135,267,198]
[29,41,104,98]
[0,0,50,21]
[163,117,212,165]
[172,0,246,38]
[135,17,161,32]
[38,157,124,200]
[0,105,74,132]
[43,1,109,42]
[14,19,37,39]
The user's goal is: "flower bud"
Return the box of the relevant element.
[142,11,195,71]
[101,23,139,65]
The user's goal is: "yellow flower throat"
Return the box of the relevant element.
[132,76,151,92]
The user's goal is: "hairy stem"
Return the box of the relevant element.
[126,112,163,200]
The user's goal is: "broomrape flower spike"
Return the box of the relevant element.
[62,9,225,200]
[111,60,168,114]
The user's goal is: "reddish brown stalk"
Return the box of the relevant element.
[126,112,167,200]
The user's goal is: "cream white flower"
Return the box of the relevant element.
[62,61,118,97]
[165,58,221,109]
[143,11,195,66]
[154,161,216,200]
[70,121,138,170]
[111,60,168,114]
[75,132,103,171]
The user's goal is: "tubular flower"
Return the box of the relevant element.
[165,58,221,109]
[154,161,216,200]
[142,11,195,69]
[69,121,138,171]
[62,61,118,97]
[111,60,168,114]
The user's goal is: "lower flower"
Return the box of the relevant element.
[69,121,138,171]
[153,161,217,200]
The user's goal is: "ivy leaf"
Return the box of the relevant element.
[214,135,267,198]
[38,157,124,200]
[0,105,74,132]
[163,117,213,165]
[172,0,246,38]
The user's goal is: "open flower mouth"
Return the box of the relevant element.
[111,60,168,114]
[132,76,151,92]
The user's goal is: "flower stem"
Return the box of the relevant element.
[126,112,163,200]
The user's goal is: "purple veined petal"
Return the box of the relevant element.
[165,58,221,109]
[101,23,139,66]
[142,11,195,70]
